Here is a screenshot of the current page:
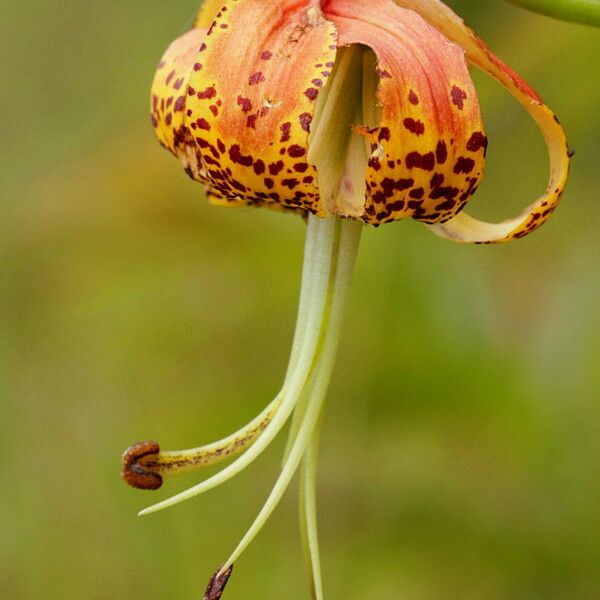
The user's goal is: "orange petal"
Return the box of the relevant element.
[324,0,486,226]
[186,0,337,214]
[151,28,209,182]
[393,0,570,243]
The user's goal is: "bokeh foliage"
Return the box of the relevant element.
[1,1,599,598]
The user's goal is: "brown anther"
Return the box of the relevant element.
[121,441,163,490]
[204,565,233,600]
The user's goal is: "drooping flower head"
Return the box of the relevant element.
[151,0,569,242]
[126,1,570,597]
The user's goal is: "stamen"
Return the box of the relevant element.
[121,398,280,490]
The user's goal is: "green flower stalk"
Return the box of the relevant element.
[505,0,600,27]
[122,0,571,597]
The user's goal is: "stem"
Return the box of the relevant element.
[504,0,600,26]
[218,216,362,574]
[139,215,341,515]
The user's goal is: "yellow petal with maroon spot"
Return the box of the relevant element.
[323,0,486,226]
[393,0,570,243]
[151,28,208,182]
[186,0,337,214]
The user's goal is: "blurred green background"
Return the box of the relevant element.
[2,1,599,598]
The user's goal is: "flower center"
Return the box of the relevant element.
[309,44,380,217]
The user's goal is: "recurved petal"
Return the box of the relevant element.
[324,0,486,225]
[186,0,338,214]
[393,0,570,243]
[151,28,208,182]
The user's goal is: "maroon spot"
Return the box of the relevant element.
[173,78,184,90]
[381,178,396,197]
[264,178,274,189]
[378,127,391,142]
[387,160,396,169]
[305,88,319,100]
[151,115,158,128]
[312,78,323,88]
[435,141,448,164]
[209,105,219,116]
[372,191,386,204]
[282,178,300,189]
[246,114,258,129]
[196,118,211,131]
[280,122,292,142]
[249,72,265,85]
[396,179,414,192]
[294,163,309,173]
[466,132,488,154]
[187,86,196,96]
[453,157,475,174]
[193,63,202,71]
[217,139,226,154]
[196,138,220,159]
[237,96,252,113]
[403,118,425,136]
[389,200,405,211]
[430,173,444,188]
[203,155,220,167]
[165,70,176,85]
[321,71,331,77]
[430,186,459,201]
[230,179,247,193]
[303,176,314,184]
[288,145,306,158]
[165,113,172,126]
[198,86,217,100]
[376,69,392,78]
[435,199,457,211]
[269,161,284,175]
[368,157,382,170]
[451,85,467,110]
[199,43,207,52]
[408,90,419,105]
[260,50,273,60]
[174,96,186,112]
[299,113,312,133]
[409,187,424,200]
[229,145,253,167]
[253,159,266,175]
[406,151,435,171]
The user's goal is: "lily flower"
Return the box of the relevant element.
[123,0,570,597]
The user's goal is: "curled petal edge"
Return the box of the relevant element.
[394,0,570,243]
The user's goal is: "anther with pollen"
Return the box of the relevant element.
[121,441,163,490]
